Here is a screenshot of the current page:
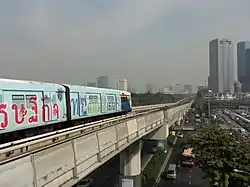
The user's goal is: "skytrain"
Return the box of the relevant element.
[0,78,132,143]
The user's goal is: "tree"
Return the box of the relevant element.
[182,124,250,186]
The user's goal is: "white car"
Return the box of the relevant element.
[177,132,184,138]
[76,178,93,187]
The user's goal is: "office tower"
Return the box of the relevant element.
[97,76,109,88]
[87,82,97,87]
[237,41,250,92]
[208,38,235,93]
[146,84,153,93]
[115,79,128,91]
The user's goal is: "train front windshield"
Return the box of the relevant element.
[121,96,131,111]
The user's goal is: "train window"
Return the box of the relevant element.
[107,95,115,102]
[52,94,57,104]
[121,97,128,102]
[0,94,2,103]
[25,95,37,108]
[43,94,51,104]
[94,95,99,103]
[12,95,25,108]
[88,95,93,100]
[88,94,99,103]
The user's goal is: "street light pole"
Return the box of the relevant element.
[208,97,211,121]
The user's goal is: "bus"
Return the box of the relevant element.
[181,148,195,166]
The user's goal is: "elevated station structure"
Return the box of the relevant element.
[0,100,193,187]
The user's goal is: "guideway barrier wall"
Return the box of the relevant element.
[0,102,192,187]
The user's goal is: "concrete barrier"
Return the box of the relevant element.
[0,102,191,187]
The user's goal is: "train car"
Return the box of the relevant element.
[64,85,126,121]
[120,91,132,112]
[0,78,67,136]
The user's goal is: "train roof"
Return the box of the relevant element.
[0,78,65,91]
[64,84,122,93]
[120,90,131,96]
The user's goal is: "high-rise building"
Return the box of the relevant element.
[146,83,153,93]
[97,76,109,88]
[237,41,250,92]
[208,38,236,93]
[114,79,128,91]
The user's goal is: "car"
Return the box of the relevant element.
[177,132,184,138]
[166,164,177,179]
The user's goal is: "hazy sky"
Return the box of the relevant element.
[0,0,250,92]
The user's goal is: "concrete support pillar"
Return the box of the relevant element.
[119,140,142,187]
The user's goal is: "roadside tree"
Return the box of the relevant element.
[182,124,250,187]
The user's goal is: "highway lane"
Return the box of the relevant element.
[158,131,210,187]
[218,111,243,129]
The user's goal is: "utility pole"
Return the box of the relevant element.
[208,97,211,121]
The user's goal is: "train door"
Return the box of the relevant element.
[70,92,80,119]
[116,94,121,111]
[78,92,87,117]
[101,93,107,113]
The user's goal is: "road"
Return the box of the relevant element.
[218,111,243,129]
[83,155,119,187]
[74,149,154,187]
[158,133,210,186]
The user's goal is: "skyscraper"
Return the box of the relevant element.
[97,76,109,88]
[237,41,250,92]
[115,79,128,91]
[146,83,153,93]
[208,38,236,93]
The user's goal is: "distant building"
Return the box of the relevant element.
[97,76,109,88]
[146,83,153,93]
[172,84,183,94]
[184,84,192,94]
[115,79,128,91]
[159,87,174,94]
[87,82,96,87]
[208,38,236,93]
[237,41,250,92]
[234,81,242,93]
